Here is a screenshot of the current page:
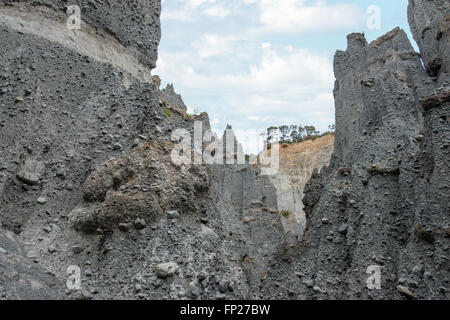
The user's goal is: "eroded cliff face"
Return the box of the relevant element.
[1,0,161,70]
[0,0,287,300]
[0,0,166,299]
[0,0,163,233]
[297,1,449,299]
[266,135,334,238]
[408,0,450,83]
[0,0,448,301]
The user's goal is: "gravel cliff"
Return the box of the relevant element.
[0,0,288,299]
[298,0,449,300]
[0,0,448,300]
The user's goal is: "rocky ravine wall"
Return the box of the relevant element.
[266,134,334,238]
[0,0,164,299]
[0,0,290,300]
[295,0,449,299]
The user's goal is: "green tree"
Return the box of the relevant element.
[289,125,298,142]
[279,125,290,143]
[305,125,319,137]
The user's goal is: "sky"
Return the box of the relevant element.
[155,0,415,154]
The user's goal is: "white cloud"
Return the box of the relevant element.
[162,0,232,22]
[168,45,334,98]
[193,34,237,58]
[157,0,344,153]
[156,43,335,131]
[253,0,364,33]
[183,0,218,8]
[203,4,231,18]
[162,9,196,22]
[248,115,270,122]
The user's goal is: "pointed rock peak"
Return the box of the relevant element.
[161,83,187,112]
[371,27,402,45]
[347,32,367,49]
[165,83,175,92]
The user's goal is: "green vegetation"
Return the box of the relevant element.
[279,210,291,218]
[266,123,335,145]
[163,107,173,118]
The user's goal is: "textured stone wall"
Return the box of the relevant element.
[408,0,450,84]
[297,1,449,300]
[0,0,165,298]
[0,0,287,299]
[1,0,161,68]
